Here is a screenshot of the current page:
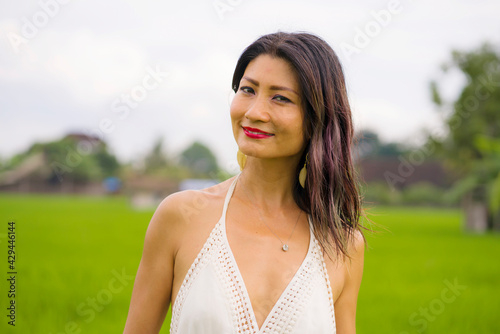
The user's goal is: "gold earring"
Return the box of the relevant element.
[237,149,247,171]
[299,153,308,188]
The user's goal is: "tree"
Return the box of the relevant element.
[95,146,120,177]
[430,43,500,231]
[355,129,406,158]
[34,138,102,182]
[180,141,219,177]
[143,137,169,174]
[2,135,121,183]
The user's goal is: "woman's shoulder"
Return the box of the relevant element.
[153,175,238,227]
[324,228,365,302]
[349,229,365,256]
[145,176,237,260]
[327,229,365,269]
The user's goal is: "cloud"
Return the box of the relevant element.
[1,0,500,168]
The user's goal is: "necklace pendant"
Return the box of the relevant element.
[282,244,289,252]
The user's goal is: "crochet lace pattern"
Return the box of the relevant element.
[170,217,336,333]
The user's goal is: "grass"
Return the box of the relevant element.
[358,207,500,333]
[0,194,169,334]
[0,194,499,333]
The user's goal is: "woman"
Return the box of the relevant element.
[124,31,365,334]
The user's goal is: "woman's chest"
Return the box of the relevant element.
[171,216,337,333]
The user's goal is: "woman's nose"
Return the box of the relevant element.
[244,95,270,122]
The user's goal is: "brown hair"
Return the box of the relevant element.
[232,32,364,258]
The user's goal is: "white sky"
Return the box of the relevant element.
[1,0,499,172]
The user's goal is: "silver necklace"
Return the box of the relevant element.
[238,174,302,252]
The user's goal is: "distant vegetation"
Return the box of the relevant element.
[1,42,498,229]
[430,42,500,230]
[0,134,228,185]
[357,42,500,231]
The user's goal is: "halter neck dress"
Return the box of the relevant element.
[170,174,336,333]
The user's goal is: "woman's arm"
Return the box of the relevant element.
[123,195,183,333]
[333,230,365,334]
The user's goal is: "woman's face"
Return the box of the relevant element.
[230,54,306,162]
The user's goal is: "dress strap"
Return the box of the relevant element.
[220,173,241,221]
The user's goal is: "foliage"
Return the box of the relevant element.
[4,135,226,184]
[362,181,402,206]
[355,129,407,158]
[95,145,120,177]
[2,135,121,182]
[136,138,224,180]
[179,141,219,177]
[2,148,34,171]
[143,137,169,174]
[401,182,447,206]
[362,181,460,207]
[430,43,500,217]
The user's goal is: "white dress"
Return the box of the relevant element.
[170,175,336,333]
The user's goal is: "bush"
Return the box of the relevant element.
[401,182,446,206]
[362,182,455,206]
[361,181,402,206]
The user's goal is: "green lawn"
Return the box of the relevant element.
[358,207,500,333]
[0,194,498,333]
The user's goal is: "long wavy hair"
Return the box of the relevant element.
[232,32,364,258]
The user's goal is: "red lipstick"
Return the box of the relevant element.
[242,126,274,139]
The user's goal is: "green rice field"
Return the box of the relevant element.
[0,193,499,333]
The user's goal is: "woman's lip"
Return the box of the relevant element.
[242,126,274,139]
[242,126,274,135]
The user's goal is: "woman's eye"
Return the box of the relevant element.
[274,95,291,103]
[240,86,254,94]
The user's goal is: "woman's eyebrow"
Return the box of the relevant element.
[242,76,299,96]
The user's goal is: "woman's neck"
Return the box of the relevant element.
[238,156,300,212]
